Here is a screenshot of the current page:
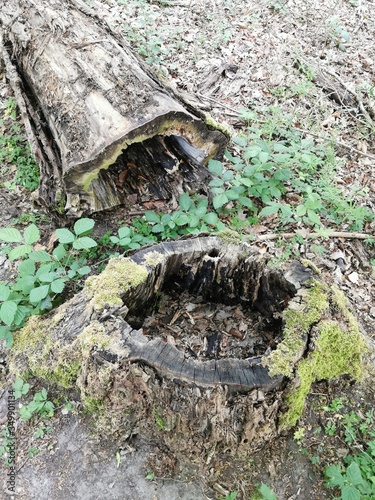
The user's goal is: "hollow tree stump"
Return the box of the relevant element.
[9,236,367,462]
[0,0,228,215]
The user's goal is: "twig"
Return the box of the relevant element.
[294,126,375,162]
[324,68,374,127]
[255,231,373,242]
[196,92,240,114]
[198,92,375,161]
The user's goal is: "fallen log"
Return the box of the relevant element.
[0,0,228,216]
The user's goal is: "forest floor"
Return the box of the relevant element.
[1,0,375,498]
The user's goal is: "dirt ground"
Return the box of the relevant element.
[1,0,375,498]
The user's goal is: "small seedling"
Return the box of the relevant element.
[13,378,30,399]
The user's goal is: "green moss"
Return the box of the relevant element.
[143,251,165,267]
[85,256,148,311]
[300,258,321,275]
[217,228,244,245]
[9,318,116,390]
[280,288,367,429]
[203,112,232,138]
[82,396,105,414]
[266,281,329,377]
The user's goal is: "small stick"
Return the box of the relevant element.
[255,231,373,242]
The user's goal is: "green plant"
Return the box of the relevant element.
[327,18,351,51]
[0,98,40,191]
[143,193,225,239]
[19,387,55,421]
[152,408,166,431]
[13,378,30,399]
[254,483,277,500]
[219,492,238,500]
[0,427,14,466]
[0,219,97,347]
[33,423,53,439]
[321,400,375,499]
[110,225,156,251]
[325,459,375,499]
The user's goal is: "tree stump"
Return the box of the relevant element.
[9,236,367,463]
[0,0,228,215]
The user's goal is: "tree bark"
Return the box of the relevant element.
[0,0,228,216]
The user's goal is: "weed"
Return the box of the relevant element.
[0,427,13,466]
[321,401,375,499]
[0,98,40,191]
[0,218,97,347]
[17,386,55,420]
[251,483,277,500]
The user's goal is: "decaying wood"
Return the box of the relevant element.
[11,236,368,460]
[0,0,228,215]
[10,237,310,454]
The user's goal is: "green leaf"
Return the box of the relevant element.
[118,238,132,247]
[110,236,120,244]
[151,224,165,234]
[50,278,66,294]
[232,135,247,147]
[238,196,254,208]
[244,146,261,159]
[73,218,95,236]
[179,193,192,212]
[222,170,234,181]
[161,213,172,225]
[145,211,160,223]
[295,205,307,217]
[0,284,11,301]
[341,484,361,500]
[13,305,31,326]
[29,285,50,304]
[0,326,13,347]
[29,250,52,262]
[13,276,36,294]
[36,264,52,278]
[259,204,281,217]
[77,266,91,276]
[195,200,208,217]
[174,214,189,226]
[325,465,344,487]
[259,151,270,163]
[213,193,229,210]
[208,159,223,176]
[56,228,75,244]
[209,178,225,187]
[258,483,277,500]
[226,189,240,200]
[73,237,97,250]
[307,209,321,226]
[23,224,40,244]
[18,259,36,276]
[118,227,131,239]
[240,177,254,188]
[9,244,33,260]
[203,213,219,225]
[0,227,22,243]
[38,272,57,283]
[52,244,67,261]
[345,462,364,486]
[20,407,33,420]
[0,301,17,326]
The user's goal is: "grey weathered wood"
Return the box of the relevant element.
[0,0,228,215]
